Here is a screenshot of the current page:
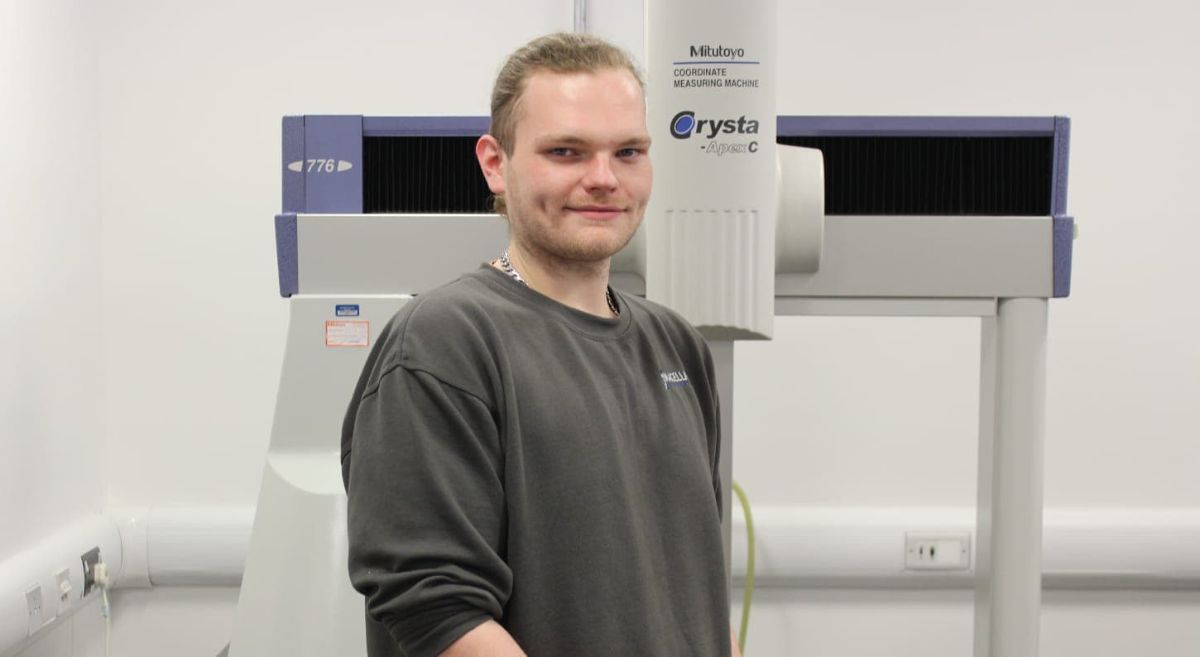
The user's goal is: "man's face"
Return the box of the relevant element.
[485,68,652,265]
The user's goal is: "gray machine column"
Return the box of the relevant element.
[974,298,1049,657]
[708,339,735,585]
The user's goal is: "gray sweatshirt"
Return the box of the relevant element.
[342,266,730,657]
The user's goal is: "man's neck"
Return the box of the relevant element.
[499,242,615,318]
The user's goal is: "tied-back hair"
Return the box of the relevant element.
[487,32,644,217]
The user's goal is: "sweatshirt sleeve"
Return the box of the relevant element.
[345,362,511,657]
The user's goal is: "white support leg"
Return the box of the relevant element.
[974,298,1048,657]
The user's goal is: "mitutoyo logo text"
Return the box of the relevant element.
[670,111,760,140]
[689,44,746,60]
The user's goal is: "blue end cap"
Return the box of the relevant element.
[282,116,305,213]
[275,213,298,297]
[1052,117,1071,216]
[1052,215,1074,298]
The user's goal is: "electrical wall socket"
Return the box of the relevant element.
[905,532,971,571]
[54,568,72,614]
[24,584,49,636]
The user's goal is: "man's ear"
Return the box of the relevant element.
[476,135,507,195]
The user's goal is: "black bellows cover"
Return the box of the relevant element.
[363,136,493,214]
[363,135,1053,216]
[779,136,1053,216]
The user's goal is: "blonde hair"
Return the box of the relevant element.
[488,32,644,216]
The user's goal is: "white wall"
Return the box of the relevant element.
[4,0,1198,655]
[1,1,105,653]
[0,0,104,559]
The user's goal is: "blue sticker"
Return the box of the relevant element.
[336,304,360,317]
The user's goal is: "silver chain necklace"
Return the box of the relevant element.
[497,250,619,317]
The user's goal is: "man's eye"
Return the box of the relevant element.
[547,147,577,157]
[617,148,643,158]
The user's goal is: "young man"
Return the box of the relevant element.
[343,33,737,657]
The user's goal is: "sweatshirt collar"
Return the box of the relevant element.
[473,264,633,340]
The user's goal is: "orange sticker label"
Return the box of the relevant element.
[326,320,369,348]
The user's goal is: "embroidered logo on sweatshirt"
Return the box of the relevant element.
[660,370,690,390]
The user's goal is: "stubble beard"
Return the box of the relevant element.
[511,208,642,275]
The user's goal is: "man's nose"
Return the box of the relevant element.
[582,154,619,191]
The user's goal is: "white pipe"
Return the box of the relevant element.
[729,506,1200,588]
[0,515,121,653]
[107,506,253,588]
[4,505,1199,656]
[0,508,251,656]
[109,507,150,588]
[145,507,254,587]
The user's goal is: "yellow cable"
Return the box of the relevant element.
[732,480,755,656]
